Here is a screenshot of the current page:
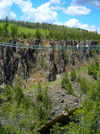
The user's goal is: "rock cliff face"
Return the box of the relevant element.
[0,39,98,85]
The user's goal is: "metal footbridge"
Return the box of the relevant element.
[0,42,100,50]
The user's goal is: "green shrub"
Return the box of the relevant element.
[11,25,18,38]
[76,75,81,83]
[23,96,34,109]
[94,58,99,70]
[80,77,88,94]
[35,84,52,122]
[92,69,97,80]
[65,104,68,111]
[0,123,6,134]
[86,51,89,56]
[61,71,69,89]
[40,59,45,68]
[43,86,48,108]
[52,52,54,56]
[88,59,99,80]
[63,51,67,61]
[50,122,62,134]
[36,82,43,101]
[70,70,76,81]
[67,81,74,94]
[88,66,93,75]
[13,84,24,105]
[43,86,52,110]
[3,82,12,100]
[35,28,41,39]
[61,71,74,94]
[91,50,97,56]
[0,26,3,37]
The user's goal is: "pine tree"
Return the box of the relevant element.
[0,26,3,37]
[35,28,41,39]
[11,25,18,38]
[3,16,9,37]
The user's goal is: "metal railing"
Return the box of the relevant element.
[0,42,100,50]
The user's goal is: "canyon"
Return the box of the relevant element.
[0,39,98,85]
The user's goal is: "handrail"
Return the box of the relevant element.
[0,42,100,50]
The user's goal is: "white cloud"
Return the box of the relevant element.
[91,25,96,29]
[35,2,58,23]
[0,0,16,19]
[65,18,81,27]
[0,0,58,23]
[71,0,100,8]
[64,18,97,32]
[20,2,58,23]
[50,0,65,5]
[62,6,90,16]
[54,21,63,25]
[10,11,16,18]
[50,0,62,5]
[80,24,89,30]
[50,6,64,10]
[62,0,99,17]
[19,1,33,13]
[90,25,97,32]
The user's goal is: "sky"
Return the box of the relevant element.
[0,0,100,33]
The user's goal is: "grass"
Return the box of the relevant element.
[0,23,49,36]
[75,65,90,74]
[23,65,90,92]
[23,78,62,92]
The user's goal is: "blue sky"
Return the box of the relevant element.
[0,0,100,33]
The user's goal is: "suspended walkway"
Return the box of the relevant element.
[0,42,100,50]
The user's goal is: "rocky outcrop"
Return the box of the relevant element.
[25,81,86,119]
[0,39,99,85]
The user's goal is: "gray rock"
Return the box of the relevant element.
[0,84,4,93]
[60,99,64,103]
[61,93,65,97]
[74,98,79,103]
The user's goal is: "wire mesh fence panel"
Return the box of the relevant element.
[0,42,100,50]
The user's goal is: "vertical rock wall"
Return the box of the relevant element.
[0,39,98,85]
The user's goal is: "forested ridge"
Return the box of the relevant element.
[0,17,100,42]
